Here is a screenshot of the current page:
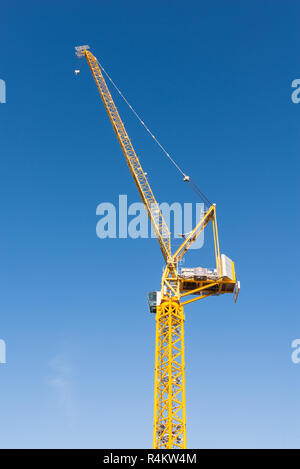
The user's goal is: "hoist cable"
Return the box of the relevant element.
[95,57,212,207]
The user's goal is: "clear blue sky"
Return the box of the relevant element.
[0,0,299,448]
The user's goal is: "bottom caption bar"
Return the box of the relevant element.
[0,449,297,466]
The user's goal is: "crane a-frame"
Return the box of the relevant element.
[75,45,240,449]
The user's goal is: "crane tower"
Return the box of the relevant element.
[75,45,240,449]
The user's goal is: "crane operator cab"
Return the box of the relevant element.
[148,291,162,314]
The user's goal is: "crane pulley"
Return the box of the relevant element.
[75,45,240,449]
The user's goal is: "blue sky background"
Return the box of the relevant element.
[0,0,299,448]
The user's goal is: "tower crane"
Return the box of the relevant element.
[75,45,240,449]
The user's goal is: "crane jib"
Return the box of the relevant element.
[83,49,171,262]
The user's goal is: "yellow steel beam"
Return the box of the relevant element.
[181,292,215,306]
[180,281,218,298]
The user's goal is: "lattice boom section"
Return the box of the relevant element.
[153,300,186,448]
[85,51,171,259]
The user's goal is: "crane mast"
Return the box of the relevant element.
[75,45,240,449]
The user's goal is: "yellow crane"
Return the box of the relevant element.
[75,45,240,449]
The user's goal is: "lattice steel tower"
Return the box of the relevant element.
[75,45,240,448]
